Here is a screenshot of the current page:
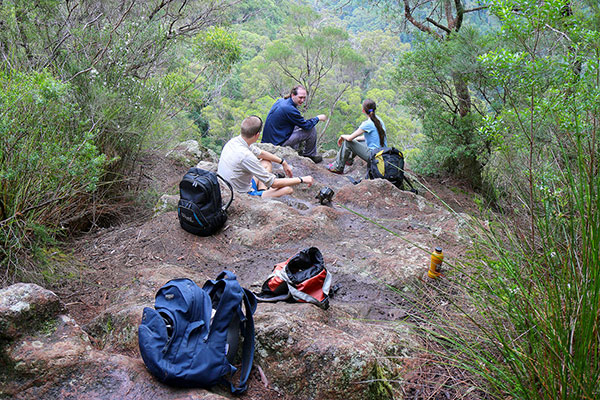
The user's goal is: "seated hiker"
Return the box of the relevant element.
[261,85,327,164]
[327,99,387,174]
[218,115,314,198]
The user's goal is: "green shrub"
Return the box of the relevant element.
[0,1,241,285]
[394,29,496,188]
[414,2,600,398]
[0,69,106,283]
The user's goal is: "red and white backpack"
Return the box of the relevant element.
[256,247,331,309]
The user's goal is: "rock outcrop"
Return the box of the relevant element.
[166,140,218,166]
[1,143,474,399]
[0,284,226,400]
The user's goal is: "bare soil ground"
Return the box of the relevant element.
[52,150,486,399]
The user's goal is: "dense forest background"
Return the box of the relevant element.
[1,1,599,398]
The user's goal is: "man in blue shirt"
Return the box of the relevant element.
[262,85,327,163]
[218,116,314,198]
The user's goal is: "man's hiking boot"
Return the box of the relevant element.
[327,163,343,174]
[307,154,323,164]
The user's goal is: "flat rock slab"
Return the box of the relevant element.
[1,148,477,399]
[254,302,414,400]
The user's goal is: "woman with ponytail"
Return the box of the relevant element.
[327,99,387,174]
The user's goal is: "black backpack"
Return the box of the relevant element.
[138,272,257,394]
[178,168,233,236]
[367,147,417,193]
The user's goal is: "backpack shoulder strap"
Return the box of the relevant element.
[216,174,234,211]
[203,271,256,394]
[203,271,242,334]
[230,287,257,394]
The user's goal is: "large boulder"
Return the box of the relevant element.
[74,165,469,398]
[0,283,225,400]
[166,140,218,166]
[81,259,415,399]
[0,150,480,399]
[254,302,414,400]
[0,283,63,341]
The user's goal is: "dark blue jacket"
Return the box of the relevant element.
[262,97,319,145]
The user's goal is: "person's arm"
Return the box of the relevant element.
[271,175,314,188]
[284,106,321,131]
[258,150,293,177]
[338,128,365,146]
[241,157,276,188]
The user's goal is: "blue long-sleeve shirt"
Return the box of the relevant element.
[261,97,319,145]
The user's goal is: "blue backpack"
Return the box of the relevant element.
[138,272,257,394]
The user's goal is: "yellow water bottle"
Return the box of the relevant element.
[428,247,444,279]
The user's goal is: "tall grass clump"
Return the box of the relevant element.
[0,69,106,283]
[416,1,600,398]
[452,141,600,399]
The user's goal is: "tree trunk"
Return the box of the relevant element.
[452,72,471,117]
[403,0,485,187]
[0,0,5,58]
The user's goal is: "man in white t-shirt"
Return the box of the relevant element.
[217,115,314,198]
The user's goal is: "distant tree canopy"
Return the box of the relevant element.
[199,1,418,152]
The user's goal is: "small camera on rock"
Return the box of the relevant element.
[315,187,335,205]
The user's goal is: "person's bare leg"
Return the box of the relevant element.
[262,186,293,198]
[255,160,273,191]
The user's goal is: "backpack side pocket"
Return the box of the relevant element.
[138,307,171,382]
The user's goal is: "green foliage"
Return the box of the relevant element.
[263,5,362,108]
[0,69,106,282]
[195,27,241,72]
[229,0,289,39]
[316,0,409,39]
[456,141,600,399]
[420,1,600,398]
[480,0,600,206]
[0,1,239,284]
[0,0,240,165]
[202,4,415,153]
[365,88,419,150]
[394,29,496,187]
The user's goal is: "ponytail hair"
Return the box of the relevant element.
[363,99,385,147]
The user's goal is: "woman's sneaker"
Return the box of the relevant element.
[327,163,343,174]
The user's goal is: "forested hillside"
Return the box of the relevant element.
[1,1,600,399]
